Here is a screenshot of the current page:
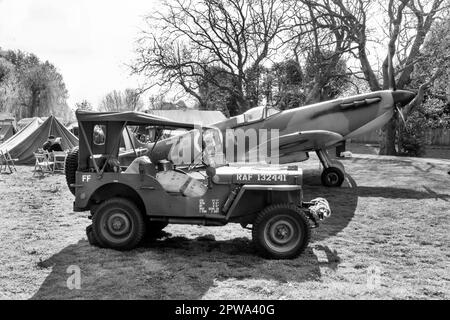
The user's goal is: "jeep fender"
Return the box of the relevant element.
[225,185,303,220]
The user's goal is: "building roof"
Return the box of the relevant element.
[145,109,226,126]
[0,113,15,121]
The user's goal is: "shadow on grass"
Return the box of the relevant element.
[30,236,341,300]
[302,171,449,242]
[31,173,352,300]
[31,172,447,299]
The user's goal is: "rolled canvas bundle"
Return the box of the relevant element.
[125,156,208,197]
[156,170,207,198]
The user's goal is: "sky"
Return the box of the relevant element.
[0,0,160,108]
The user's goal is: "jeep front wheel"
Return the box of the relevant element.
[252,204,311,259]
[92,198,145,251]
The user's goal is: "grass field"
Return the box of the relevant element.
[0,152,449,300]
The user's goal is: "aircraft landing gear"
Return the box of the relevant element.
[316,149,345,187]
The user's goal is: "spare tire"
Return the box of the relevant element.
[65,147,79,196]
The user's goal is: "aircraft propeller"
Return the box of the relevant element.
[396,105,407,127]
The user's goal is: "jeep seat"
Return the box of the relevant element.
[212,166,302,185]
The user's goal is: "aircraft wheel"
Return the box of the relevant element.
[321,167,345,187]
[330,159,345,172]
[92,198,145,251]
[252,204,311,259]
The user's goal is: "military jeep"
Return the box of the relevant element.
[65,110,330,259]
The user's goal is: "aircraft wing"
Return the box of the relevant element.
[247,130,344,163]
[277,130,344,152]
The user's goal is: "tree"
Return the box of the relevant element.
[287,1,356,104]
[410,17,450,128]
[0,48,70,121]
[303,50,349,102]
[133,0,293,114]
[75,100,94,111]
[99,89,144,112]
[148,94,165,110]
[317,0,449,155]
[252,55,348,111]
[198,66,240,116]
[393,17,450,155]
[266,59,304,110]
[133,0,448,157]
[124,88,144,111]
[0,57,22,116]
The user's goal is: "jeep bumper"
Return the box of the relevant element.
[303,198,331,227]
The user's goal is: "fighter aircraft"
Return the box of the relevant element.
[216,89,415,186]
[143,89,415,187]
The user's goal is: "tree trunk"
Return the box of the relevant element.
[397,124,405,155]
[30,90,39,117]
[236,94,249,115]
[379,116,398,155]
[304,83,322,105]
[358,47,381,92]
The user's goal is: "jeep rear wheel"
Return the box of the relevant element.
[92,198,145,251]
[252,204,311,259]
[65,147,79,196]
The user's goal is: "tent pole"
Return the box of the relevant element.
[47,115,54,139]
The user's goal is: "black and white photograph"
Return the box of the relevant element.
[0,0,449,305]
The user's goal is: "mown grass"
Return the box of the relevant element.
[0,152,449,300]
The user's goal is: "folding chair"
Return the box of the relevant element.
[33,151,54,176]
[52,151,67,173]
[0,151,5,172]
[0,149,18,174]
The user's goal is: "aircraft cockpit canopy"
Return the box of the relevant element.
[243,105,280,123]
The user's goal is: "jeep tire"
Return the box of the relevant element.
[91,198,145,251]
[86,224,100,247]
[252,204,311,259]
[65,147,79,196]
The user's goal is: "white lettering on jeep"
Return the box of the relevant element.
[199,199,207,214]
[199,199,220,214]
[82,175,92,183]
[236,174,253,181]
[235,174,287,182]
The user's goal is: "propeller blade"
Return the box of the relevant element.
[396,105,406,127]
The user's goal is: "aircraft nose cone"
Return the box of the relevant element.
[392,90,416,107]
